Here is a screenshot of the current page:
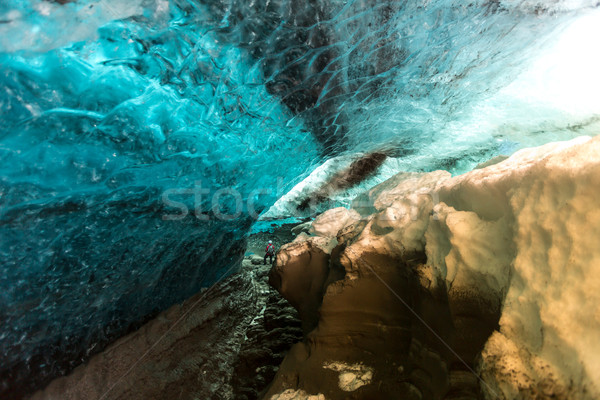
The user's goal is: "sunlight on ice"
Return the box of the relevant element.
[503,9,600,116]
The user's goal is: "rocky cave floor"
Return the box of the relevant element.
[30,224,304,400]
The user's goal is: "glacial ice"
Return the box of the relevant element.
[1,0,599,396]
[0,0,322,393]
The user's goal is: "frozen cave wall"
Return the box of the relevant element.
[0,1,322,395]
[268,136,600,399]
[1,0,599,397]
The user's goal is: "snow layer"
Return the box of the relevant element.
[403,135,600,398]
[269,136,600,399]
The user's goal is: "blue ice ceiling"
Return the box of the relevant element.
[1,0,599,397]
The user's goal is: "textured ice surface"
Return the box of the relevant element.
[0,1,321,395]
[1,0,599,396]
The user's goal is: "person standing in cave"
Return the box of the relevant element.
[264,240,275,265]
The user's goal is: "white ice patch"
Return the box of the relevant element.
[260,153,416,219]
[0,0,169,52]
[269,389,326,400]
[310,207,361,238]
[323,361,374,392]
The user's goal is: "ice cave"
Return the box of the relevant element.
[1,0,600,399]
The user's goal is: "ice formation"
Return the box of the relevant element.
[268,136,600,399]
[1,0,600,397]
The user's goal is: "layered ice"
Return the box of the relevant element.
[0,1,320,395]
[1,0,599,396]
